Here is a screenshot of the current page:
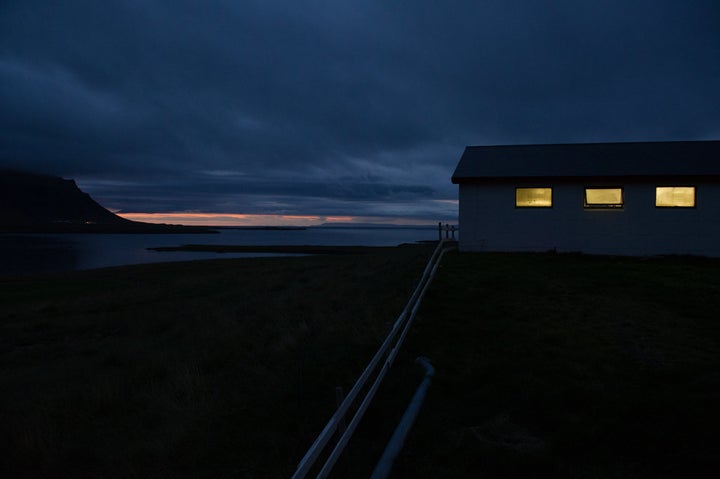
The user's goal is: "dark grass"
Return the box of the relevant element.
[0,245,431,478]
[2,248,720,478]
[350,251,720,478]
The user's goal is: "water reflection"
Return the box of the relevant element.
[0,227,439,276]
[0,235,79,275]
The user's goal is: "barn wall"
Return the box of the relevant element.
[458,181,720,256]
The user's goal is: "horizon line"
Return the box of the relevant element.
[118,212,452,227]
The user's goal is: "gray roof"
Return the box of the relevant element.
[452,140,720,183]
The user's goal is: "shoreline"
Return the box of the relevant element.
[146,243,434,255]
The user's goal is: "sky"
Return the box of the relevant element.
[1,1,719,226]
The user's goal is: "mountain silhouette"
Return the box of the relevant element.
[0,170,214,233]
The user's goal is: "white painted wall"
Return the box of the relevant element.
[458,181,720,256]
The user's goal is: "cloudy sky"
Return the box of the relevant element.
[1,1,719,225]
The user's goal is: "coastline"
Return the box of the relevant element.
[0,227,443,276]
[147,243,430,255]
[0,223,219,234]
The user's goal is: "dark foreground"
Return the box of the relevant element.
[2,248,719,478]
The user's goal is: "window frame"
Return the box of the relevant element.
[583,186,624,209]
[655,186,696,209]
[515,187,553,208]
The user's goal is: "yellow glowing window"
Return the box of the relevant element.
[656,187,695,207]
[584,188,623,208]
[515,187,552,207]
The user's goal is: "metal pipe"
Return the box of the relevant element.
[315,248,450,478]
[291,240,446,478]
[370,357,435,479]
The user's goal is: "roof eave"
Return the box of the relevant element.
[452,174,720,184]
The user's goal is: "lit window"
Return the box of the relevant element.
[584,188,623,208]
[516,187,552,207]
[656,187,695,208]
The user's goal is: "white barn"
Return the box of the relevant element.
[452,140,720,257]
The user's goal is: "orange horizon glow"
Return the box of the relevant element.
[118,212,442,227]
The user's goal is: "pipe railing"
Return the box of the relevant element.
[291,240,453,478]
[370,356,435,479]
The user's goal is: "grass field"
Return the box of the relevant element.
[2,247,720,478]
[368,251,720,479]
[0,246,430,478]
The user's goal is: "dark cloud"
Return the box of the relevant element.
[1,0,719,221]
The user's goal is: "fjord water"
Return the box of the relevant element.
[0,226,439,276]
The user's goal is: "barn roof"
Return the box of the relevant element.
[452,140,720,183]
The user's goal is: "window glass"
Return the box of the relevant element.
[585,188,623,208]
[516,188,552,207]
[656,187,695,207]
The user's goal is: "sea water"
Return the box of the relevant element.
[0,227,441,276]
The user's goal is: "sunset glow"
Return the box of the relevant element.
[118,213,440,227]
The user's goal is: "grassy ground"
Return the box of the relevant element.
[0,246,430,478]
[2,248,720,478]
[358,251,720,478]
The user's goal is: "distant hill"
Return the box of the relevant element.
[0,169,131,226]
[0,170,215,233]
